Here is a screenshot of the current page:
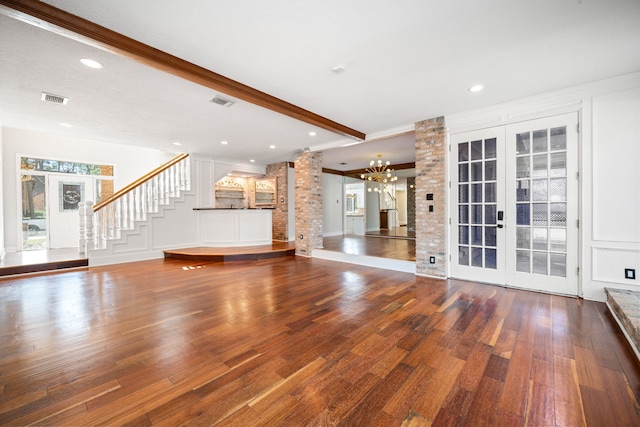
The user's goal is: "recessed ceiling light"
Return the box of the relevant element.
[269,145,276,149]
[172,142,182,146]
[59,122,73,127]
[250,159,255,163]
[331,65,345,73]
[469,84,484,93]
[80,58,103,69]
[221,140,229,145]
[309,131,317,136]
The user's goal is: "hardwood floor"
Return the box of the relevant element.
[0,257,638,426]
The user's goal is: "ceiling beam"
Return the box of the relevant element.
[0,0,366,141]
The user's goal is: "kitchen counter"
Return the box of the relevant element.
[194,208,272,246]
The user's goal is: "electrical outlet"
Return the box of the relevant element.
[429,256,436,264]
[625,268,636,280]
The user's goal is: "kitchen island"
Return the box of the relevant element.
[194,208,272,247]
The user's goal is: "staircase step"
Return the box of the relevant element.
[605,287,640,361]
[163,242,295,263]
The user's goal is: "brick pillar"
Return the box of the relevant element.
[294,150,323,257]
[266,162,290,241]
[415,116,447,277]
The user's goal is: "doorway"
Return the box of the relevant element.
[449,113,579,296]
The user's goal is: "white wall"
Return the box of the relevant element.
[0,126,4,259]
[2,127,169,251]
[322,173,344,236]
[447,72,640,301]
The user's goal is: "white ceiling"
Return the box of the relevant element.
[1,0,639,171]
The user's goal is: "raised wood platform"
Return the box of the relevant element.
[605,288,640,361]
[0,249,88,278]
[163,241,296,262]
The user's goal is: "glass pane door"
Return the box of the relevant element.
[450,127,506,285]
[505,113,578,295]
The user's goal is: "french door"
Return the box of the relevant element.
[450,113,579,295]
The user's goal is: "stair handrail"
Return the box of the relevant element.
[93,153,189,212]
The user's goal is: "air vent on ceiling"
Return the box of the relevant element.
[41,92,69,105]
[210,95,234,107]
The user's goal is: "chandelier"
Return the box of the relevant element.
[360,154,398,192]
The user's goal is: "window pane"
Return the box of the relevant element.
[550,253,567,277]
[471,162,483,181]
[471,226,483,245]
[471,140,483,160]
[458,142,469,162]
[533,227,548,250]
[485,205,497,224]
[517,227,530,249]
[533,130,548,153]
[532,179,548,202]
[533,252,548,275]
[485,183,497,203]
[517,250,530,272]
[472,247,483,267]
[485,226,497,247]
[459,246,469,266]
[471,183,483,203]
[485,138,497,159]
[517,156,530,179]
[459,163,469,182]
[550,152,566,177]
[532,154,548,177]
[550,228,566,252]
[517,180,530,202]
[550,203,567,226]
[459,226,469,245]
[517,204,530,225]
[533,203,548,226]
[549,178,566,202]
[459,184,469,203]
[472,205,482,224]
[485,248,497,269]
[516,133,530,154]
[550,127,566,151]
[485,160,497,181]
[459,205,469,224]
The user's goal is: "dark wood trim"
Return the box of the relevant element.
[322,168,345,176]
[324,162,415,178]
[0,0,366,141]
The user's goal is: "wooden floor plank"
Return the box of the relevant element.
[0,257,638,426]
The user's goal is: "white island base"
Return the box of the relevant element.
[195,208,272,247]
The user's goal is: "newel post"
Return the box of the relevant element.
[84,201,95,253]
[78,201,86,254]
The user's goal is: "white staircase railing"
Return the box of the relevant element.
[79,153,190,253]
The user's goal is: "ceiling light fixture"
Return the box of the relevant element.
[269,145,276,149]
[59,122,73,127]
[172,142,182,146]
[221,140,228,145]
[80,58,103,69]
[469,84,484,93]
[250,159,255,163]
[361,154,398,192]
[309,131,317,136]
[331,65,345,73]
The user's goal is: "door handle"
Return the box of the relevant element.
[497,224,504,229]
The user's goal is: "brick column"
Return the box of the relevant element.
[407,176,416,232]
[415,116,447,277]
[266,162,290,241]
[294,150,323,256]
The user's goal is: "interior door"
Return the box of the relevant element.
[505,114,579,295]
[450,113,579,295]
[450,127,506,284]
[48,175,95,249]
